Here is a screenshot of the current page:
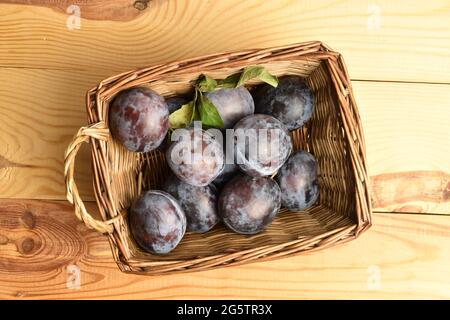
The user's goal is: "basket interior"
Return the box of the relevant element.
[101,59,357,264]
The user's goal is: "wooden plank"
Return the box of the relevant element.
[0,199,450,299]
[2,1,147,22]
[0,68,98,199]
[1,68,449,213]
[0,0,449,83]
[353,82,450,214]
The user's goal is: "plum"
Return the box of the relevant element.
[212,134,239,188]
[109,87,169,152]
[166,96,188,114]
[205,86,255,129]
[233,114,292,177]
[166,127,224,186]
[218,175,281,234]
[129,190,186,254]
[163,175,219,233]
[212,161,238,189]
[276,150,319,211]
[253,76,314,130]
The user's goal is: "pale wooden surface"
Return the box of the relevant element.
[1,0,449,83]
[0,0,449,299]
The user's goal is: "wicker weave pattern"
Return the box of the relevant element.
[64,41,372,275]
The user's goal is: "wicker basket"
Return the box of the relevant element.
[64,41,372,275]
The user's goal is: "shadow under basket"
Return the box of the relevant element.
[64,41,372,275]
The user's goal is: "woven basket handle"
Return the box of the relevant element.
[64,121,115,234]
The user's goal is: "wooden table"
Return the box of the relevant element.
[0,0,449,299]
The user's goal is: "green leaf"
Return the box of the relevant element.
[169,66,277,130]
[191,102,201,122]
[197,92,224,128]
[237,66,279,88]
[168,101,195,129]
[217,73,241,89]
[197,74,217,92]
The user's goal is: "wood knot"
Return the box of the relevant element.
[0,234,8,245]
[443,182,450,201]
[20,238,35,254]
[20,210,36,229]
[16,236,41,256]
[134,0,150,11]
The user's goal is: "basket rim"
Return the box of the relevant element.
[80,41,372,274]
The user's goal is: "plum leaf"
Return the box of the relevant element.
[216,73,241,89]
[168,101,195,129]
[197,92,224,128]
[237,66,278,88]
[197,74,217,92]
[169,65,276,130]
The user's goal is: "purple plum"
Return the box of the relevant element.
[129,190,186,254]
[109,87,169,152]
[163,175,219,233]
[166,128,224,186]
[218,175,281,234]
[233,114,292,177]
[276,150,319,211]
[253,76,314,130]
[205,86,255,128]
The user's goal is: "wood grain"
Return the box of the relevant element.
[0,199,449,299]
[353,81,450,214]
[0,0,449,83]
[2,0,150,21]
[371,171,450,214]
[0,68,97,199]
[1,68,449,214]
[1,0,449,300]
